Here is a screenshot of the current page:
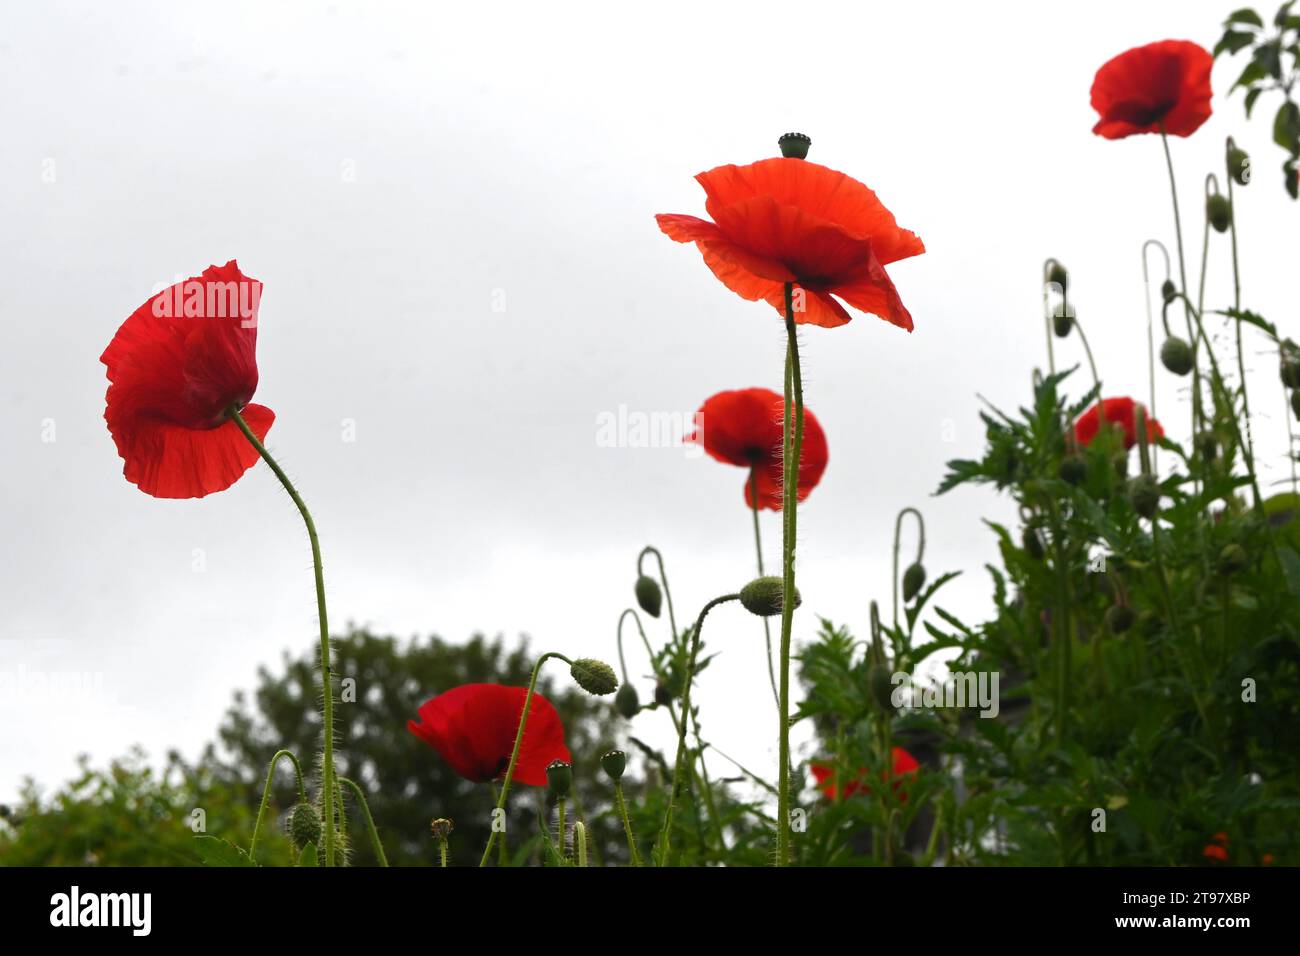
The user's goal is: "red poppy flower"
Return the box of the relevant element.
[1202,831,1229,862]
[408,684,571,786]
[1090,40,1213,139]
[810,747,920,801]
[101,260,273,499]
[656,157,924,330]
[689,388,828,511]
[1074,397,1163,450]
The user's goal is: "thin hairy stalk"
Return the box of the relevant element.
[339,776,389,866]
[891,507,925,632]
[248,749,306,861]
[638,546,679,640]
[613,781,643,866]
[750,469,780,709]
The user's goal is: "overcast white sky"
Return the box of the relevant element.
[2,0,1296,804]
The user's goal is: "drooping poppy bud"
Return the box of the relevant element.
[1128,475,1160,519]
[1217,544,1248,576]
[1161,279,1177,303]
[614,682,640,719]
[289,802,323,850]
[1053,312,1073,337]
[1161,337,1194,376]
[654,679,673,706]
[1059,455,1087,485]
[571,658,619,696]
[635,575,662,618]
[546,760,573,798]
[740,576,801,617]
[901,563,927,602]
[777,132,811,159]
[1281,353,1300,389]
[1105,605,1135,634]
[1206,194,1232,233]
[1046,261,1068,293]
[1227,145,1250,186]
[601,749,627,781]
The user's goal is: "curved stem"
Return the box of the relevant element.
[750,469,780,709]
[655,593,738,866]
[248,749,306,862]
[638,546,679,641]
[776,280,804,867]
[230,408,337,868]
[1142,240,1171,471]
[613,781,643,866]
[1224,154,1258,483]
[339,776,389,866]
[891,507,926,632]
[1042,258,1060,376]
[479,650,570,866]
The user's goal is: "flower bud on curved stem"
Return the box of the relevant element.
[891,507,926,631]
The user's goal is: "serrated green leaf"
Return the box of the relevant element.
[194,835,256,867]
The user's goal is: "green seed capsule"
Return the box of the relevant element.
[546,760,573,798]
[1128,475,1160,519]
[614,682,639,719]
[600,750,627,781]
[1161,337,1193,376]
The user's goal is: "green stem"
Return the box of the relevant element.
[438,838,448,867]
[230,408,337,868]
[248,749,306,862]
[556,797,567,861]
[1225,163,1258,483]
[613,781,643,866]
[655,593,738,866]
[339,776,389,866]
[638,546,679,641]
[777,280,804,867]
[750,469,780,710]
[479,650,569,866]
[891,507,925,633]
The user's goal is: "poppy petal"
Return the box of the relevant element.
[831,257,915,332]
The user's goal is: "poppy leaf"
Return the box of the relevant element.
[193,835,256,867]
[1215,30,1257,57]
[1245,86,1264,117]
[1274,101,1300,151]
[1226,8,1264,28]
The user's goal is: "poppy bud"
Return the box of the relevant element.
[614,682,639,719]
[1292,389,1300,420]
[1206,194,1232,233]
[1161,279,1177,304]
[1046,261,1068,292]
[1128,475,1160,519]
[901,562,927,602]
[1023,527,1045,561]
[571,658,618,696]
[1217,543,1248,576]
[635,575,662,618]
[1161,337,1193,376]
[740,576,801,617]
[777,132,811,159]
[289,802,322,850]
[1105,604,1134,634]
[545,760,572,798]
[429,817,453,841]
[1195,431,1219,461]
[654,679,673,706]
[1053,312,1073,337]
[1227,145,1250,186]
[1058,455,1087,485]
[601,749,627,781]
[1281,356,1300,389]
[868,662,896,712]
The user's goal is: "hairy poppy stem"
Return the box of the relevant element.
[339,776,389,866]
[613,780,643,866]
[891,507,925,632]
[655,593,738,866]
[1141,240,1171,471]
[248,749,306,862]
[1222,150,1260,487]
[230,407,338,868]
[479,651,570,866]
[749,469,780,710]
[637,546,679,640]
[777,280,804,867]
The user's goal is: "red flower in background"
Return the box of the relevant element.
[656,156,924,330]
[408,684,570,786]
[1074,397,1163,450]
[811,747,920,801]
[1091,40,1213,139]
[1203,831,1229,862]
[101,260,274,499]
[690,388,828,511]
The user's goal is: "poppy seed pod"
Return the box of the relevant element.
[634,575,662,618]
[614,682,639,719]
[1023,527,1046,561]
[1161,337,1194,376]
[1206,194,1232,233]
[654,679,673,706]
[1053,312,1073,337]
[600,750,627,781]
[1105,605,1135,634]
[740,576,802,617]
[1047,261,1068,292]
[1217,544,1248,576]
[777,132,811,159]
[1059,455,1087,485]
[545,760,573,798]
[289,802,322,849]
[868,662,896,712]
[1128,475,1160,519]
[1161,279,1178,304]
[1227,146,1250,186]
[901,562,927,602]
[570,658,619,696]
[429,817,454,841]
